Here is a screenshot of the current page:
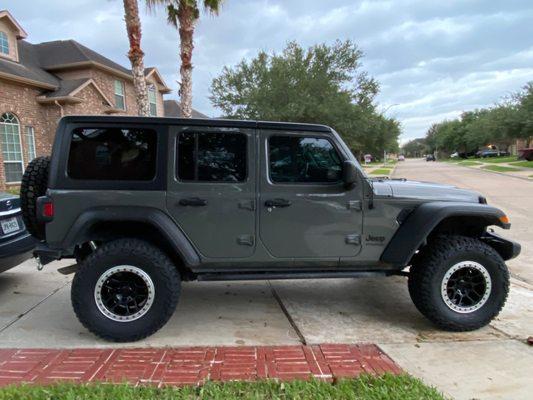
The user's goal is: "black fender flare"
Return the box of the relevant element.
[61,206,200,268]
[380,202,510,267]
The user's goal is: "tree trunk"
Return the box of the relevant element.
[178,3,197,118]
[123,0,150,116]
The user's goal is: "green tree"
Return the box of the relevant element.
[147,0,223,117]
[402,138,427,157]
[210,40,399,158]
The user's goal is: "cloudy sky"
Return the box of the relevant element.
[5,0,533,142]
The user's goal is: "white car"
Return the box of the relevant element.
[398,155,405,161]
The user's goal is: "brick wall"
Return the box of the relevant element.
[0,78,53,189]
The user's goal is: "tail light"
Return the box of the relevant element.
[43,202,54,218]
[36,196,54,222]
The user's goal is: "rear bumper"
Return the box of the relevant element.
[0,232,37,273]
[481,232,521,261]
[33,242,64,266]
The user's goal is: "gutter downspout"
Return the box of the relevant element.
[54,100,64,117]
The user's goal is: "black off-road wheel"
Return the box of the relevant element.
[71,239,181,342]
[20,156,50,240]
[408,235,509,331]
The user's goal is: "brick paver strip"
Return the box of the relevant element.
[0,344,401,387]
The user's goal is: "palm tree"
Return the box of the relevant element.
[147,0,222,118]
[123,0,151,116]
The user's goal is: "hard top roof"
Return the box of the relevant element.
[59,115,332,133]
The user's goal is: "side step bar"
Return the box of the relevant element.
[196,270,393,282]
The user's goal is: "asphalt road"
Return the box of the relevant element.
[0,158,531,399]
[393,158,532,285]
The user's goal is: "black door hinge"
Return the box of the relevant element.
[345,234,361,245]
[237,234,255,246]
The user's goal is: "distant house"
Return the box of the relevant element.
[0,10,205,190]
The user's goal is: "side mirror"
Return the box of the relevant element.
[342,160,358,188]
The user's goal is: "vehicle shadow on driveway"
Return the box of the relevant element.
[0,272,505,348]
[271,276,505,344]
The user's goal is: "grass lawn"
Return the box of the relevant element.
[370,168,393,175]
[510,160,533,169]
[482,165,521,173]
[0,375,445,400]
[458,161,483,166]
[480,156,518,163]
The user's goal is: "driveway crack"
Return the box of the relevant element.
[268,281,307,345]
[0,280,70,334]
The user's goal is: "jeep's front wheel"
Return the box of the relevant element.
[71,239,180,342]
[408,235,509,331]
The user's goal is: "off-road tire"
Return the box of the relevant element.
[71,239,181,342]
[408,235,509,331]
[20,156,50,240]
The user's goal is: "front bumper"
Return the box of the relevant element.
[481,232,521,261]
[0,232,37,273]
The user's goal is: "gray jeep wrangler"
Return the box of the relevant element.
[21,116,520,342]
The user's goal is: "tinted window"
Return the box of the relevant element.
[68,128,157,180]
[177,132,247,182]
[269,136,342,183]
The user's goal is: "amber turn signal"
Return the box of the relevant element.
[499,215,510,225]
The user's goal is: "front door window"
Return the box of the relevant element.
[269,136,342,183]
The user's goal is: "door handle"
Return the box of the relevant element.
[265,198,292,208]
[179,197,207,207]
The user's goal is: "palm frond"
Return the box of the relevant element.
[203,0,223,15]
[145,0,171,13]
[166,4,179,28]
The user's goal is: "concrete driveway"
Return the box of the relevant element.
[0,158,531,399]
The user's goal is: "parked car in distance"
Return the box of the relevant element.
[0,192,36,273]
[450,152,459,159]
[476,149,510,158]
[426,154,436,161]
[398,155,405,161]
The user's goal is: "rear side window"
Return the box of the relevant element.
[68,128,157,180]
[269,135,342,183]
[177,132,247,182]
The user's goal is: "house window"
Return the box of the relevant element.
[25,126,36,160]
[148,85,157,116]
[0,113,24,183]
[114,80,126,110]
[0,32,9,55]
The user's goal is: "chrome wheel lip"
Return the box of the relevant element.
[94,265,155,322]
[441,261,492,314]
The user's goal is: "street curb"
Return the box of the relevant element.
[443,162,533,182]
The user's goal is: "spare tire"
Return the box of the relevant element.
[21,156,50,240]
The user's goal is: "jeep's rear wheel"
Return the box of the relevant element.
[71,239,180,342]
[408,235,509,331]
[20,156,50,240]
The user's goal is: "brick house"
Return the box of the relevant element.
[0,10,185,190]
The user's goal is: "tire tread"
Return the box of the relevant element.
[408,235,509,331]
[71,238,180,342]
